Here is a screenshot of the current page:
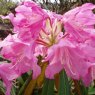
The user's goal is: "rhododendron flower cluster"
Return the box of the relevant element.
[0,1,95,95]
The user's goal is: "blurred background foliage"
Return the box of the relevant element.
[0,0,17,15]
[0,0,95,95]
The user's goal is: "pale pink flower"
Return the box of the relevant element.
[0,1,48,42]
[62,3,95,84]
[0,34,41,79]
[1,1,95,88]
[0,63,19,95]
[63,3,95,41]
[35,18,64,77]
[45,37,95,86]
[35,18,64,59]
[78,37,95,83]
[36,17,95,86]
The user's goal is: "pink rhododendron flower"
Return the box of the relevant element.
[1,1,48,42]
[35,18,64,59]
[63,3,95,41]
[0,63,19,95]
[0,34,41,79]
[36,18,64,77]
[1,2,95,94]
[36,17,95,86]
[62,3,95,83]
[44,37,95,86]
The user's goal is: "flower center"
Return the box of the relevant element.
[37,18,63,47]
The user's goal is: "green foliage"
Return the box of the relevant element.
[89,86,95,95]
[0,69,95,95]
[58,70,71,95]
[42,78,54,95]
[0,0,16,15]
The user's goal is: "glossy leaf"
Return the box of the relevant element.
[58,70,71,95]
[42,78,54,95]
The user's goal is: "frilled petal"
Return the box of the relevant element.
[44,38,75,79]
[44,38,94,86]
[0,34,40,78]
[63,3,95,42]
[0,1,48,42]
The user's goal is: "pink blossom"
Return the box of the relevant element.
[62,3,95,84]
[0,63,19,95]
[0,34,41,79]
[45,37,95,86]
[1,1,95,89]
[36,17,95,86]
[0,1,48,42]
[35,18,64,59]
[35,18,64,77]
[63,3,95,41]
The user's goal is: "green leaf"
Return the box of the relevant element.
[80,84,88,95]
[18,75,32,95]
[47,79,55,95]
[11,86,16,95]
[58,70,71,95]
[88,86,95,95]
[0,81,5,94]
[42,78,54,95]
[42,78,49,95]
[18,77,24,85]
